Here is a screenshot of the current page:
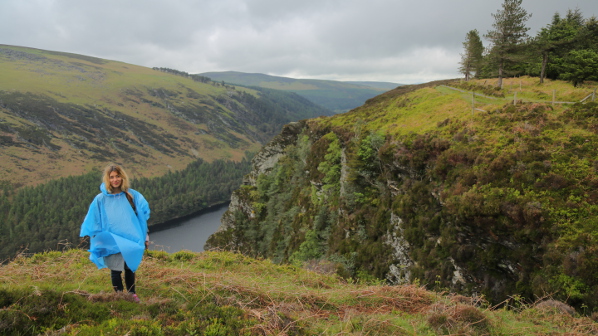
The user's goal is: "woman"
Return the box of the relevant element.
[80,164,150,302]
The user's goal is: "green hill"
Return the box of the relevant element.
[199,71,401,113]
[1,248,596,335]
[207,76,598,311]
[0,45,331,187]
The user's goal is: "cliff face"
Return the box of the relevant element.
[216,121,306,235]
[207,80,598,310]
[207,118,486,298]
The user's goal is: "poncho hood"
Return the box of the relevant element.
[80,183,150,272]
[99,182,113,196]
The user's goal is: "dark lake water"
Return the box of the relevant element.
[148,204,228,253]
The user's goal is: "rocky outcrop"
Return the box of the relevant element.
[385,213,414,285]
[212,121,307,238]
[244,121,306,185]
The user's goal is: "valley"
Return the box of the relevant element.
[200,70,401,113]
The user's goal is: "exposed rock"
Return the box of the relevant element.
[535,300,576,316]
[385,213,414,284]
[245,121,306,185]
[217,121,307,237]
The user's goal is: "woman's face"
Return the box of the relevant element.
[109,170,123,189]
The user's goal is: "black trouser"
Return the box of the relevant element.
[111,263,135,294]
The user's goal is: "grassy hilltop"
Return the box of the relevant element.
[1,248,596,335]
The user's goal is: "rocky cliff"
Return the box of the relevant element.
[207,78,598,310]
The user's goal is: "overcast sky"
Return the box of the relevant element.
[1,0,596,84]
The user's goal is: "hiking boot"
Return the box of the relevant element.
[131,293,141,303]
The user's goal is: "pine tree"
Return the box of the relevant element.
[534,9,584,83]
[485,0,532,88]
[579,16,598,50]
[459,30,485,81]
[560,49,598,87]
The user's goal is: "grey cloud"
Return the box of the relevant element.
[0,0,596,83]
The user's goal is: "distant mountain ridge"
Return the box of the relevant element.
[343,81,401,90]
[0,45,331,187]
[199,71,401,113]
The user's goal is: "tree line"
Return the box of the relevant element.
[152,67,212,84]
[459,0,598,87]
[0,156,253,262]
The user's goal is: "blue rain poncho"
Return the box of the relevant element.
[80,183,150,272]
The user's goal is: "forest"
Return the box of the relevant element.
[0,155,253,262]
[459,0,598,88]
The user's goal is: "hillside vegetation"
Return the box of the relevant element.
[1,249,596,335]
[207,76,598,312]
[0,45,331,187]
[0,156,253,261]
[200,71,400,113]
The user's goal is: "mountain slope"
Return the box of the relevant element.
[0,45,331,187]
[207,76,598,310]
[200,71,401,113]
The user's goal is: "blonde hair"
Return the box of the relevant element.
[102,164,131,194]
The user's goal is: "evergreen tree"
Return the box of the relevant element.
[560,49,598,87]
[548,14,598,86]
[577,16,598,51]
[459,29,485,81]
[534,9,584,83]
[485,0,532,88]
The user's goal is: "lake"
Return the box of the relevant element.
[148,204,228,253]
